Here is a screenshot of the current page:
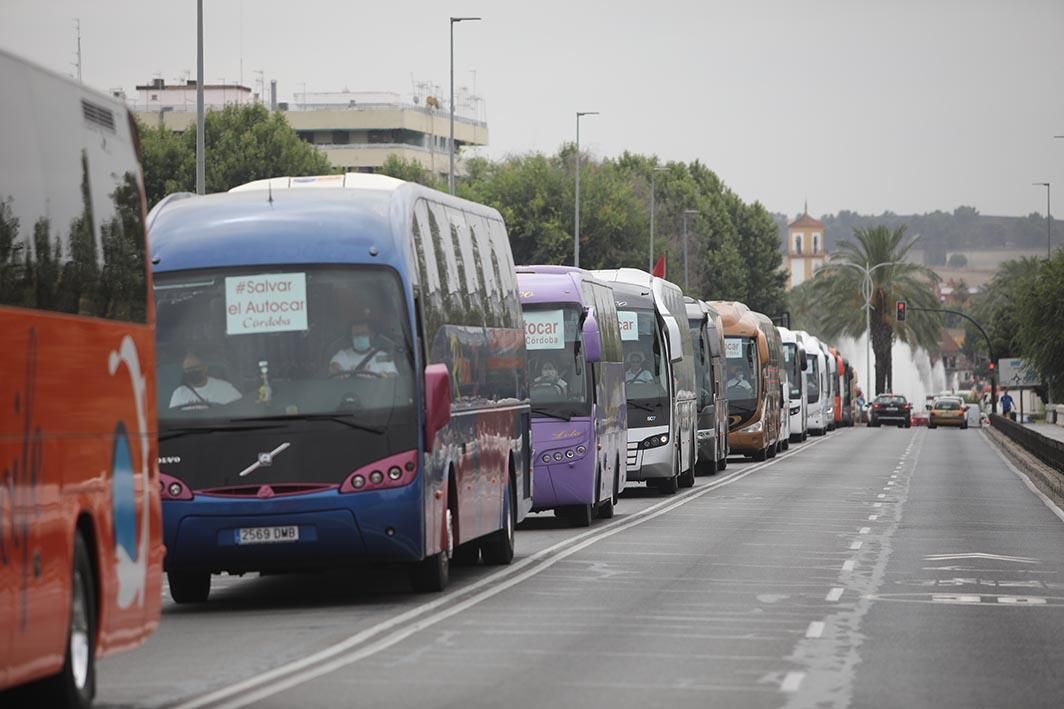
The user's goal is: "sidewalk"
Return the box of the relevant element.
[1025,422,1064,444]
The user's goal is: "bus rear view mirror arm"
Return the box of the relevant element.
[424,364,451,451]
[663,316,684,364]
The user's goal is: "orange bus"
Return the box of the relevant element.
[0,51,163,707]
[711,301,783,461]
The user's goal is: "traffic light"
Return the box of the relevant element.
[896,300,907,322]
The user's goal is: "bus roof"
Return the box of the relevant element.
[148,176,504,273]
[516,270,585,306]
[709,300,758,337]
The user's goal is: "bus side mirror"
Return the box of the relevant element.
[581,314,602,363]
[663,316,684,364]
[799,347,808,371]
[424,364,451,451]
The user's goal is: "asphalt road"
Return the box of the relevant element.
[94,424,1064,709]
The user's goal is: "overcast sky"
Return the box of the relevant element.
[2,0,1061,219]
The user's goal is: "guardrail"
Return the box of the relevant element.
[989,413,1064,474]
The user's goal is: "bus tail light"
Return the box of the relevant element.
[341,450,418,494]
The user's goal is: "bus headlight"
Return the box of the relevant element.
[741,420,763,433]
[641,434,669,449]
[388,466,402,481]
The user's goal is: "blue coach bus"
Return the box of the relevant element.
[149,174,532,599]
[517,266,627,526]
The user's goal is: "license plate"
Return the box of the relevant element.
[236,525,299,545]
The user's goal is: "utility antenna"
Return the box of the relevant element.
[74,18,82,82]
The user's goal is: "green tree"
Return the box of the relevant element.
[1013,252,1064,400]
[813,224,940,394]
[138,104,334,207]
[379,155,442,188]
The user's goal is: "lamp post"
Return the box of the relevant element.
[682,209,698,291]
[195,0,205,194]
[574,111,598,268]
[828,260,902,395]
[1033,182,1051,258]
[449,16,481,195]
[649,166,668,271]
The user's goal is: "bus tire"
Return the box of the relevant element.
[597,467,615,519]
[411,508,453,591]
[655,474,678,495]
[753,448,767,461]
[34,533,96,709]
[717,454,727,471]
[168,571,211,604]
[481,479,516,564]
[451,541,480,566]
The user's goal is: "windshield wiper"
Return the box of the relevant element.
[531,406,572,422]
[627,400,661,413]
[242,413,386,435]
[159,421,286,441]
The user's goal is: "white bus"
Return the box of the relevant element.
[778,326,808,442]
[797,331,830,436]
[593,268,697,494]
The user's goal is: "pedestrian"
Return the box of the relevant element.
[1000,390,1015,420]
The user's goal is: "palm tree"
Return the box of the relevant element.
[813,225,940,395]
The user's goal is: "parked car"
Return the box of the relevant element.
[868,394,912,428]
[929,396,968,429]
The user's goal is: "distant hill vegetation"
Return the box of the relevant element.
[775,207,1058,266]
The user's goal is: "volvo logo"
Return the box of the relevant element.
[239,442,291,478]
[158,456,182,465]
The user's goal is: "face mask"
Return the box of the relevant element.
[352,335,371,352]
[184,367,208,386]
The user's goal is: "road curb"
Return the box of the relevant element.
[984,425,1064,506]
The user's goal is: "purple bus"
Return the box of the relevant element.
[517,267,627,527]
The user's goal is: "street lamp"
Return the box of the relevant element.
[825,260,902,395]
[574,111,599,268]
[449,16,481,195]
[1033,182,1051,258]
[682,209,698,291]
[195,0,205,194]
[649,166,668,271]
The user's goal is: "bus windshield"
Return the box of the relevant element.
[725,336,760,418]
[617,307,670,426]
[783,343,802,399]
[155,266,416,430]
[523,305,591,419]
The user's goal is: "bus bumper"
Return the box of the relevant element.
[531,458,596,509]
[728,430,767,455]
[162,488,424,574]
[625,426,673,481]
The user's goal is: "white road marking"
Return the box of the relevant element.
[173,438,831,709]
[933,594,981,604]
[997,596,1047,605]
[868,515,878,521]
[850,541,863,550]
[842,560,856,571]
[781,671,805,692]
[859,527,871,534]
[826,587,844,602]
[873,502,883,508]
[877,494,886,499]
[924,553,1039,564]
[805,621,825,638]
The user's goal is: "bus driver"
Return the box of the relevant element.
[329,315,398,377]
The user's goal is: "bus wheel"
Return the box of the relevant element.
[717,448,728,471]
[597,466,615,519]
[481,480,516,564]
[451,541,480,566]
[35,533,96,709]
[655,474,678,495]
[753,448,767,461]
[411,509,453,591]
[168,571,211,604]
[559,504,593,527]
